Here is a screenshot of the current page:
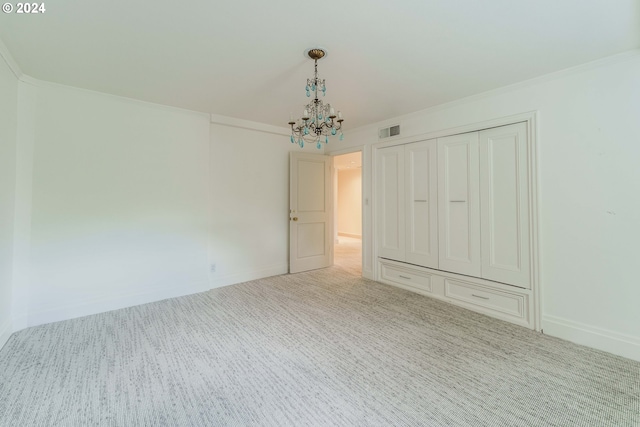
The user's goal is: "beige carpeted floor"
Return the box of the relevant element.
[0,242,638,426]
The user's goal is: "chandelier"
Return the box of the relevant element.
[288,48,344,149]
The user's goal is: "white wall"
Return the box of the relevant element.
[0,60,298,331]
[331,51,640,361]
[208,122,296,287]
[17,80,212,326]
[0,47,19,349]
[337,168,362,238]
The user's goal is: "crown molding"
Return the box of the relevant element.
[350,48,640,134]
[18,74,210,118]
[17,74,41,85]
[210,113,290,136]
[17,74,290,134]
[0,38,23,80]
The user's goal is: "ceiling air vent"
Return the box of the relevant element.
[379,124,400,139]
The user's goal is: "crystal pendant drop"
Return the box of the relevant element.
[305,84,310,91]
[299,138,304,148]
[306,90,310,98]
[316,141,322,149]
[331,127,337,135]
[325,136,329,144]
[303,127,309,135]
[339,132,344,141]
[290,135,295,143]
[311,84,316,91]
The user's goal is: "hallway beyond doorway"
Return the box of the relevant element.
[334,236,361,276]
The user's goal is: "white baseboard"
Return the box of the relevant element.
[0,318,12,351]
[20,265,289,330]
[363,269,375,281]
[542,314,640,362]
[210,264,288,289]
[337,232,362,239]
[11,314,27,332]
[26,280,212,328]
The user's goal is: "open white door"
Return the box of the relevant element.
[289,152,332,273]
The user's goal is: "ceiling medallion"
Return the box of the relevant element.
[288,48,344,149]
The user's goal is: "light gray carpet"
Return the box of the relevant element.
[0,261,638,426]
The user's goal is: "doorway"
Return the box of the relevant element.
[333,151,362,275]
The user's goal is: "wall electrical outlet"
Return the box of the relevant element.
[210,263,216,273]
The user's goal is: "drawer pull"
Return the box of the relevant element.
[471,294,490,300]
[399,275,412,280]
[414,199,427,202]
[450,200,466,203]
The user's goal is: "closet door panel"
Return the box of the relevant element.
[437,132,481,276]
[479,122,530,288]
[376,146,405,261]
[405,140,438,268]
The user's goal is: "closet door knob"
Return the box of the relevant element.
[292,217,298,221]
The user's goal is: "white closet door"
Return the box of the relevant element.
[437,132,481,276]
[376,145,405,261]
[479,122,531,288]
[405,140,438,268]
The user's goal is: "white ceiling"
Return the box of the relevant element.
[1,0,638,129]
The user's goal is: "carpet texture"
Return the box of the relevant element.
[0,256,638,426]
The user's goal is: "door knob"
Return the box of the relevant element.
[292,217,298,221]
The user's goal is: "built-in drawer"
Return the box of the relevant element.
[444,278,527,322]
[380,262,433,293]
